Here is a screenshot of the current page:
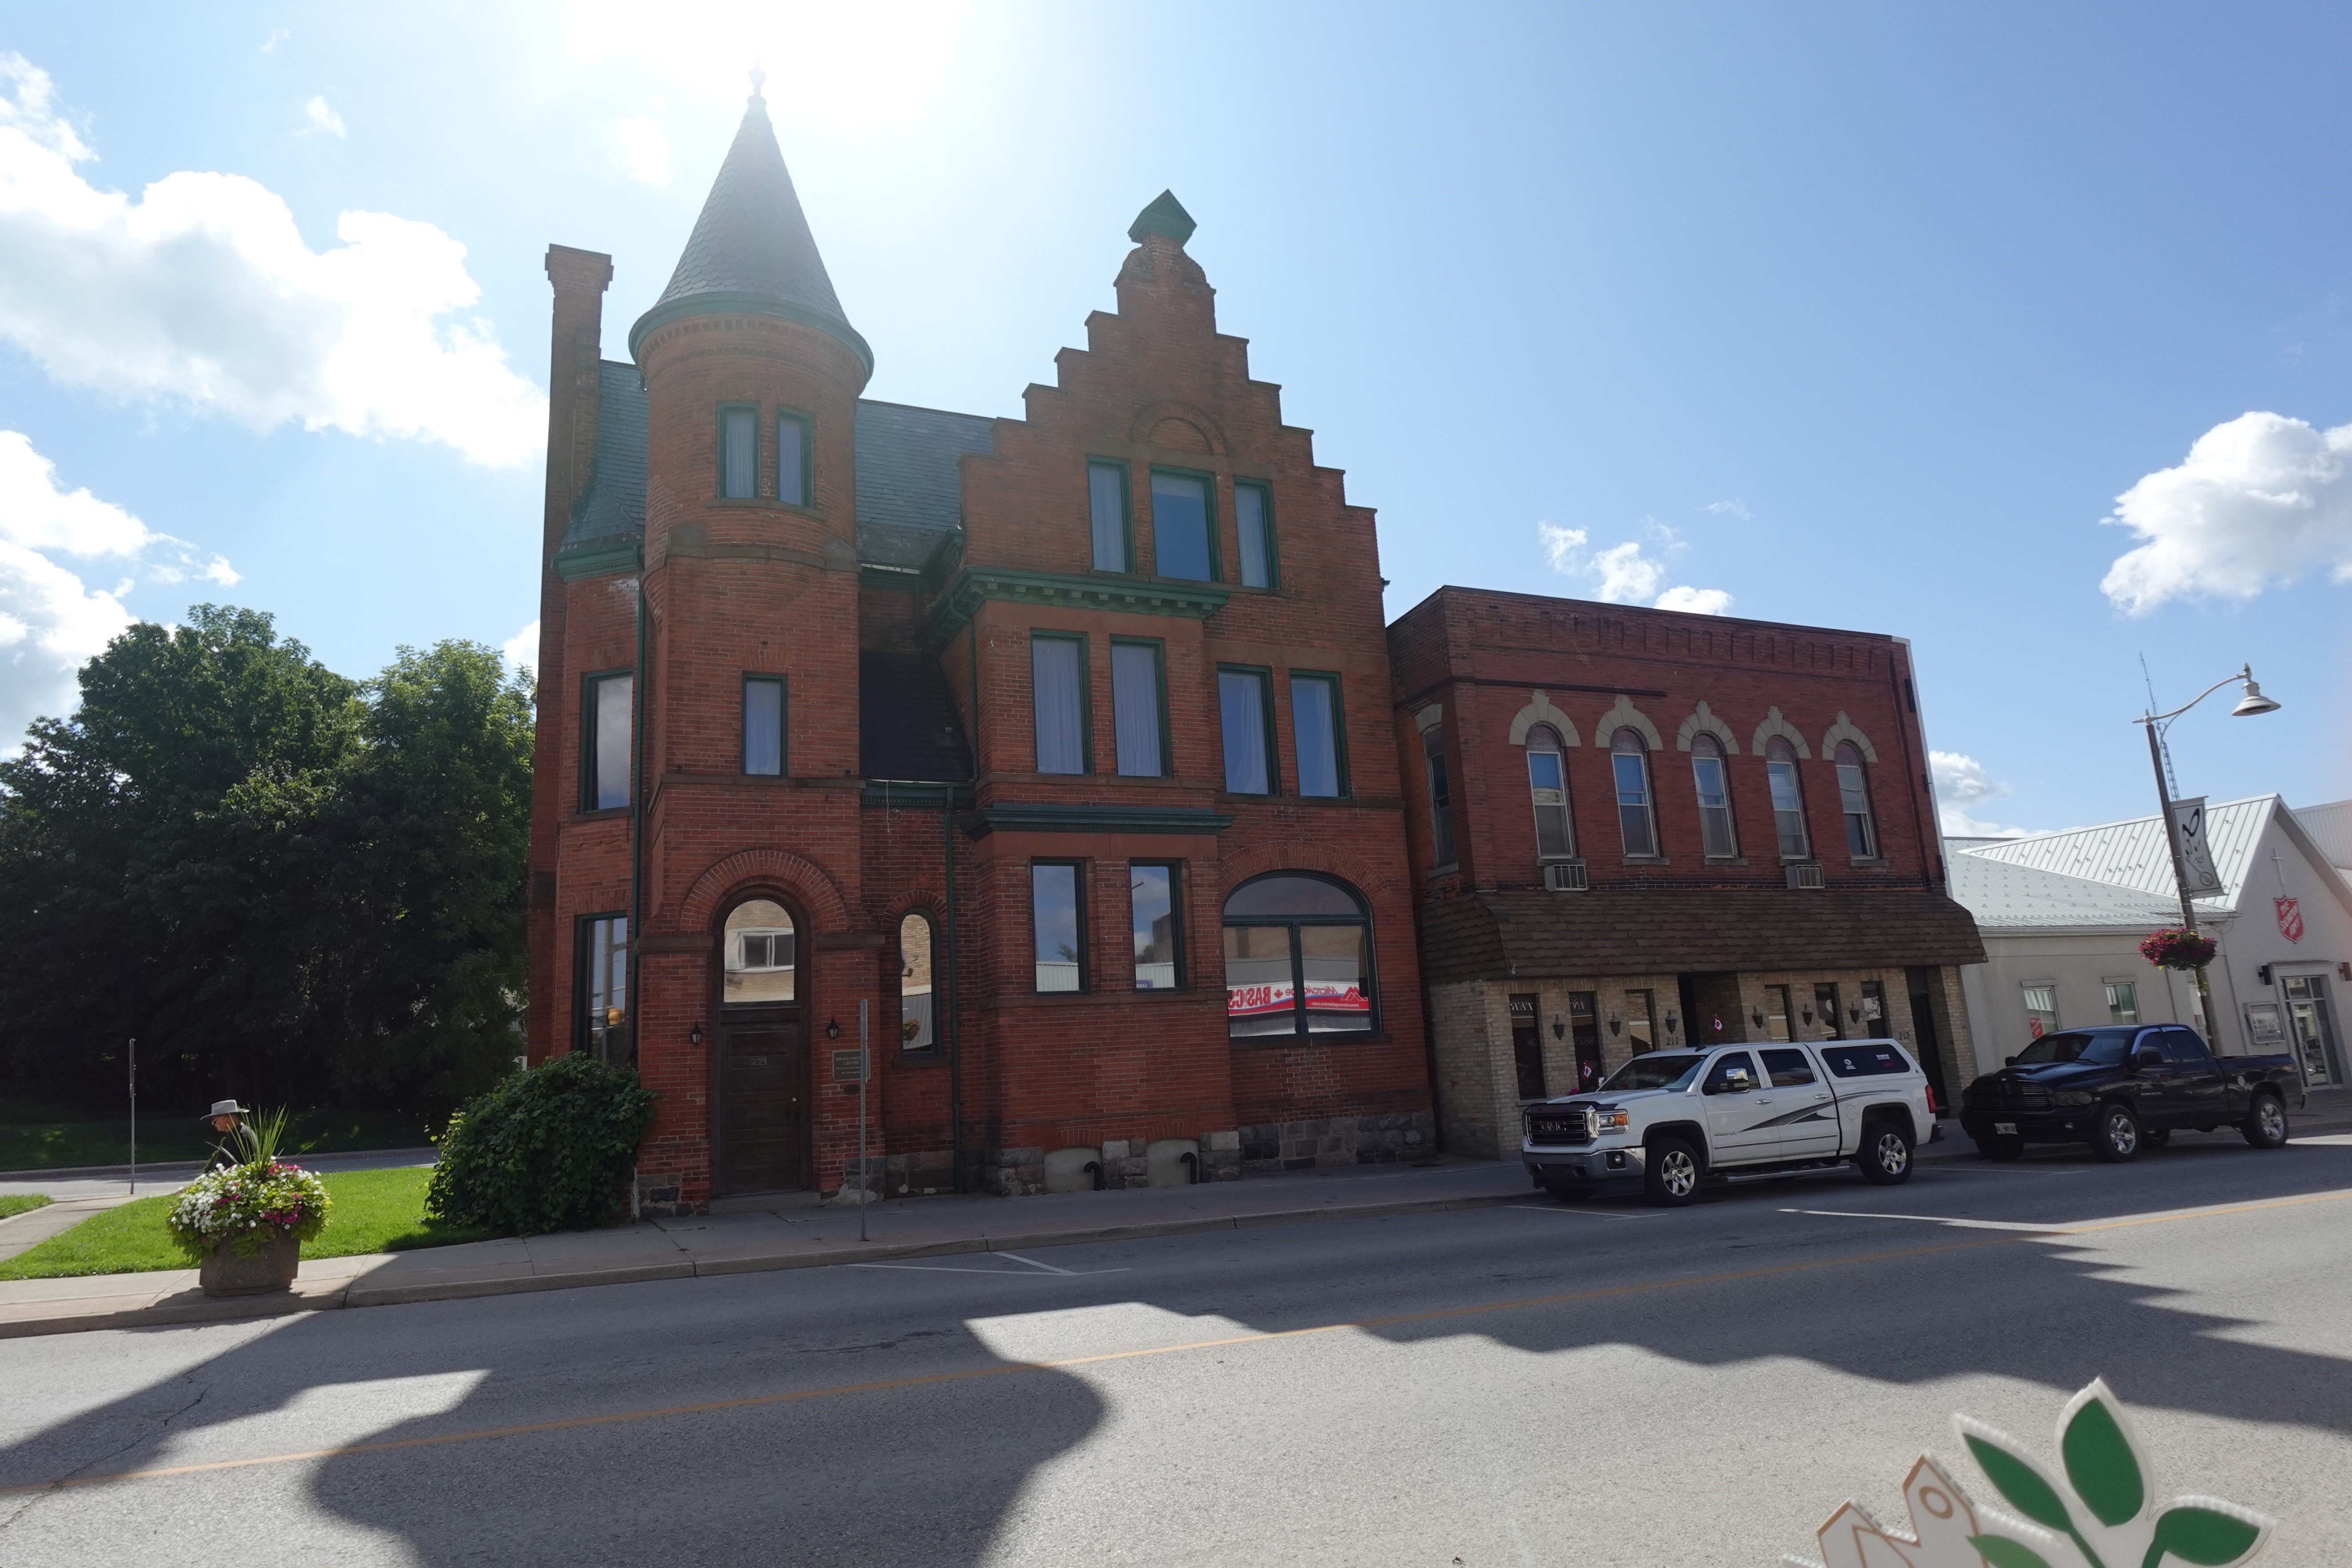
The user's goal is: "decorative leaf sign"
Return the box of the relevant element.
[1785,1380,2273,1568]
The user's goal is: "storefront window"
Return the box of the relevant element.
[1222,873,1374,1039]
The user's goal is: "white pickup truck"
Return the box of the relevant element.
[1521,1038,1938,1206]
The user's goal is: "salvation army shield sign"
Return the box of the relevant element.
[2276,895,2304,943]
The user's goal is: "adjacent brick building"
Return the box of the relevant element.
[1387,587,1986,1158]
[527,86,1432,1210]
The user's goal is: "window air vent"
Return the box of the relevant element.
[1786,862,1826,890]
[1543,862,1589,892]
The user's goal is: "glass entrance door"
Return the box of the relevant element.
[2284,974,2340,1087]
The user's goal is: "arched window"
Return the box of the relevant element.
[1835,742,1878,857]
[1690,733,1737,858]
[898,911,934,1050]
[1221,874,1373,1040]
[1765,738,1809,858]
[1525,725,1573,860]
[723,898,795,1004]
[1610,729,1657,857]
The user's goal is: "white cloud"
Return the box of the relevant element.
[302,95,346,139]
[1701,497,1751,520]
[0,53,544,469]
[1930,750,2033,838]
[612,114,670,185]
[501,619,539,676]
[2100,411,2352,615]
[1537,520,1734,616]
[0,431,236,746]
[261,29,290,54]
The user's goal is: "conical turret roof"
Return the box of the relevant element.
[629,83,871,373]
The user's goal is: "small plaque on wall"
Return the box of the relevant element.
[832,1048,868,1082]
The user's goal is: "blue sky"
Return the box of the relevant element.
[0,2,2344,834]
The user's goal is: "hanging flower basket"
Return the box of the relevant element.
[2139,928,2217,970]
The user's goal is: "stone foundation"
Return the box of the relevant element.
[1236,1111,1435,1174]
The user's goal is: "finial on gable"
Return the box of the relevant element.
[749,64,767,99]
[1127,189,1196,246]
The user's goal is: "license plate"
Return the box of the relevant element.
[1995,1122,2017,1135]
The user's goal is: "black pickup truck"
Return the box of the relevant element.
[1959,1023,2304,1162]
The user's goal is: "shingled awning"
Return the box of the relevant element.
[1415,887,1986,985]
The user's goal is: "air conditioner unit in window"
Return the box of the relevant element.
[1543,862,1588,892]
[1786,862,1825,890]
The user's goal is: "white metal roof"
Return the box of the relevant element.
[1957,795,2278,917]
[1944,847,2185,930]
[2299,798,2352,870]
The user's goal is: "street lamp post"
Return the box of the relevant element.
[2135,663,2281,1041]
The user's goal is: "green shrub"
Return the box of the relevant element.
[426,1054,656,1236]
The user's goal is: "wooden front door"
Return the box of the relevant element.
[718,1007,807,1194]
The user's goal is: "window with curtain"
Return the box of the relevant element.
[899,912,934,1050]
[1088,461,1128,572]
[1218,669,1271,794]
[1525,725,1573,859]
[1766,738,1810,857]
[1031,635,1086,774]
[1235,482,1273,588]
[1151,470,1214,581]
[1423,724,1455,865]
[578,914,629,1062]
[776,413,809,505]
[1690,734,1736,857]
[1032,862,1084,992]
[722,898,795,1004]
[586,672,632,810]
[720,406,757,499]
[1835,742,1878,856]
[1610,729,1658,856]
[1130,862,1180,990]
[1111,641,1164,777]
[1289,674,1342,797]
[743,675,784,775]
[1221,873,1373,1039]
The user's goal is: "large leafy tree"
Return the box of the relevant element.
[0,606,532,1114]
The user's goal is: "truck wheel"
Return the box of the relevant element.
[1859,1121,1913,1185]
[1644,1139,1702,1207]
[2143,1128,2171,1149]
[2242,1094,2289,1150]
[2092,1103,2141,1163]
[1974,1137,2023,1162]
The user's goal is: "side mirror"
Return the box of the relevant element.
[2004,1056,2017,1067]
[2133,1047,2163,1070]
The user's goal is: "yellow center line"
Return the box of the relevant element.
[6,1186,2342,1498]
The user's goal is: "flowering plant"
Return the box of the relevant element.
[165,1107,331,1260]
[2139,928,2217,970]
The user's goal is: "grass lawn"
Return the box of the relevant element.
[0,1105,437,1172]
[0,1167,490,1280]
[0,1194,52,1223]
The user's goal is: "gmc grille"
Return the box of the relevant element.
[1526,1109,1592,1145]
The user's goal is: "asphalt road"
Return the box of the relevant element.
[4,1135,2351,1567]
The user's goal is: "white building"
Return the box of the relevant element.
[1946,796,2351,1088]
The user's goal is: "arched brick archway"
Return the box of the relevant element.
[678,848,853,936]
[1218,840,1409,913]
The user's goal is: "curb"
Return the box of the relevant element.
[0,1190,1529,1339]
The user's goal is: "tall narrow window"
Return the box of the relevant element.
[1625,989,1657,1054]
[1032,862,1084,993]
[1423,724,1456,865]
[1218,669,1271,794]
[776,413,809,505]
[1088,461,1129,572]
[1835,741,1878,857]
[720,406,757,499]
[1290,674,1343,797]
[1690,734,1737,857]
[578,914,629,1062]
[1111,640,1164,778]
[586,672,632,810]
[1130,862,1180,990]
[1151,470,1214,581]
[723,899,795,1004]
[2022,984,2059,1040]
[1235,481,1273,589]
[1525,725,1573,859]
[1765,983,1793,1042]
[743,675,784,775]
[1611,729,1658,856]
[1766,738,1810,858]
[898,912,934,1050]
[1032,635,1086,775]
[2105,980,2139,1026]
[1859,979,1888,1035]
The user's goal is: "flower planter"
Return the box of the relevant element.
[198,1234,301,1297]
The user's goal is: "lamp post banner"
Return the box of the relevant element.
[2168,796,2226,898]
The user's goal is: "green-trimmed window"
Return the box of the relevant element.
[1088,461,1129,572]
[1151,470,1215,581]
[584,670,632,810]
[1032,861,1085,993]
[1235,481,1274,589]
[719,405,758,499]
[1130,862,1181,990]
[1289,673,1345,797]
[743,675,784,776]
[1032,634,1088,775]
[776,413,810,505]
[1423,723,1456,865]
[1222,872,1375,1040]
[1111,639,1166,778]
[577,914,629,1063]
[1218,667,1273,794]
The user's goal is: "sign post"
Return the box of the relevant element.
[857,999,869,1244]
[127,1038,137,1197]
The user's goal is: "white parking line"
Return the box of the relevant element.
[1508,1204,1662,1222]
[1780,1207,2064,1232]
[851,1251,1132,1277]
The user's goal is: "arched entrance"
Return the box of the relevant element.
[714,895,810,1194]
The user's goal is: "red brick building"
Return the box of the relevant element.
[1387,587,1985,1158]
[527,87,1431,1209]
